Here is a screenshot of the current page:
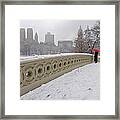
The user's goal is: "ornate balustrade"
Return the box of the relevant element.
[20,53,93,96]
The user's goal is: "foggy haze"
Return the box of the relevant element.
[20,20,98,45]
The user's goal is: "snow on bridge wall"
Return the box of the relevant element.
[20,53,93,96]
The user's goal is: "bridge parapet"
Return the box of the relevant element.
[20,53,93,96]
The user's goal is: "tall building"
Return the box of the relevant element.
[78,26,83,39]
[27,28,33,40]
[20,28,73,56]
[34,32,38,42]
[58,41,73,53]
[20,28,25,41]
[45,32,54,45]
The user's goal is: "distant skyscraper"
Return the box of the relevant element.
[27,28,33,40]
[78,26,83,39]
[20,28,74,56]
[58,41,73,53]
[45,32,54,45]
[20,28,25,41]
[35,32,38,42]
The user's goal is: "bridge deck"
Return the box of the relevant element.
[21,63,100,100]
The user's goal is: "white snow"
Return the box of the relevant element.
[21,63,100,100]
[20,53,93,62]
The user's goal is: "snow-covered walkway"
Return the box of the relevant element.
[21,63,100,100]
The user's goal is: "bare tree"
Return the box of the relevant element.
[91,21,100,49]
[83,21,100,53]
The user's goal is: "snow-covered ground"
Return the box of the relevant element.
[21,63,100,100]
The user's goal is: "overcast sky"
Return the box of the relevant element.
[20,20,98,45]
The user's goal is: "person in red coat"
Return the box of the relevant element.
[92,48,100,63]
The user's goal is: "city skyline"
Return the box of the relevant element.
[20,28,74,56]
[20,20,98,45]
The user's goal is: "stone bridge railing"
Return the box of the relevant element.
[20,53,93,96]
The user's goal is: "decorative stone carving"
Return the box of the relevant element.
[35,63,44,79]
[20,54,93,96]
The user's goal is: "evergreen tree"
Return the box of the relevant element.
[74,26,87,53]
[74,21,100,53]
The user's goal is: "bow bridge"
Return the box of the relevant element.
[20,53,93,96]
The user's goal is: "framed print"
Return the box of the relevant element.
[0,0,119,119]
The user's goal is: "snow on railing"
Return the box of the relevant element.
[20,53,93,96]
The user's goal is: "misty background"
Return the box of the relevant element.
[20,20,97,46]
